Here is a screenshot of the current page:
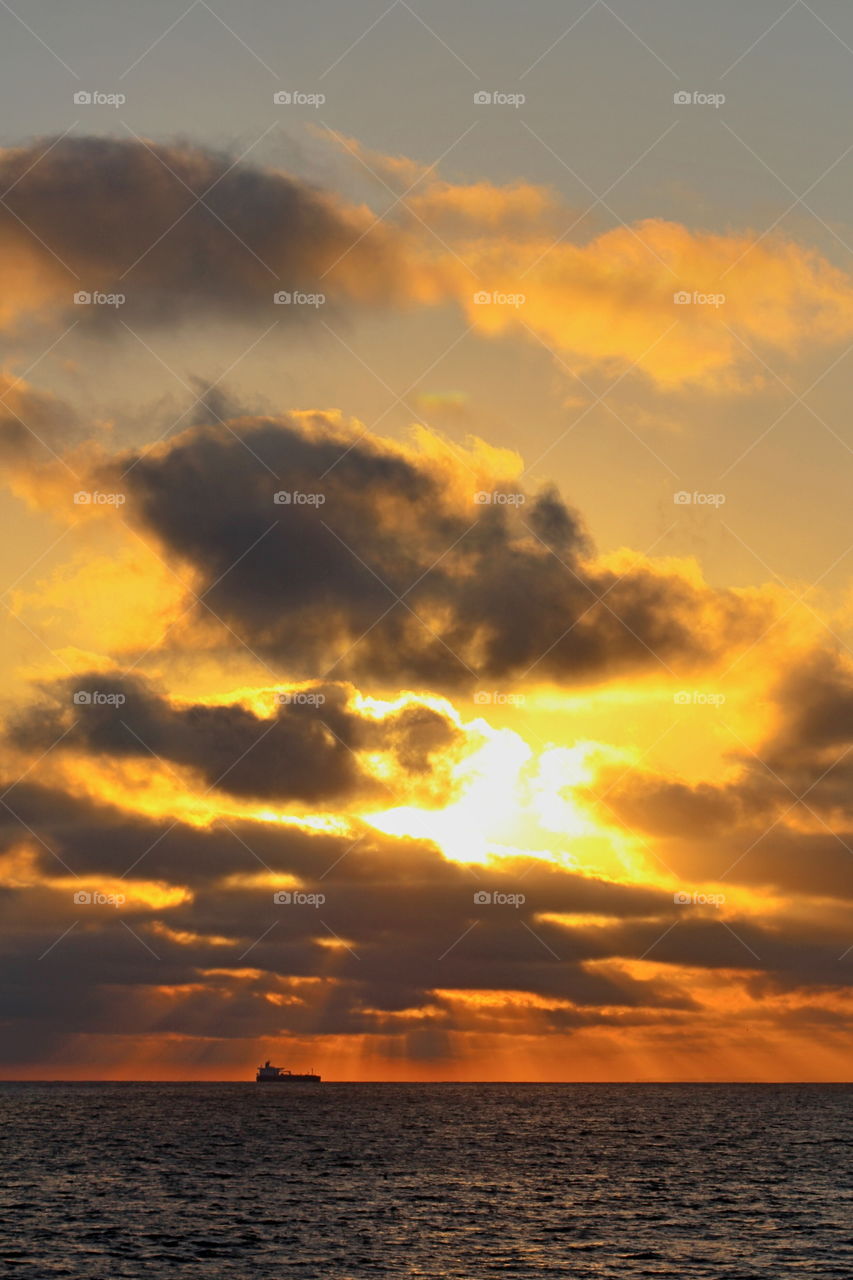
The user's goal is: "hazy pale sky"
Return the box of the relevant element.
[3,0,853,592]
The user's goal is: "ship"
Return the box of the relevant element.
[256,1059,321,1082]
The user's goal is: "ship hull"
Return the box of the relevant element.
[257,1075,321,1083]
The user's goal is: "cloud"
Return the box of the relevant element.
[598,648,853,899]
[107,412,771,687]
[0,374,85,485]
[0,136,447,332]
[2,765,851,1069]
[3,137,853,390]
[333,134,853,388]
[0,773,693,1055]
[456,219,853,389]
[11,674,467,808]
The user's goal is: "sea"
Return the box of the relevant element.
[2,1083,852,1278]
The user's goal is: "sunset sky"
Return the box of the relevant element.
[2,0,853,1080]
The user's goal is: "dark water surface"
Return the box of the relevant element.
[2,1083,852,1278]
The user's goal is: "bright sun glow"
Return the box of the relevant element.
[363,720,611,867]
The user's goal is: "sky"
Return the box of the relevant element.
[2,0,853,1080]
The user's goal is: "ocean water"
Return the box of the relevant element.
[2,1083,852,1278]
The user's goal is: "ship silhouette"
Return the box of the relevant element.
[256,1059,321,1082]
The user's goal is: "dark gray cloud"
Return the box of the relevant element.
[0,137,414,330]
[0,775,687,1059]
[2,770,851,1065]
[758,650,853,793]
[112,414,768,688]
[11,673,463,807]
[0,378,82,472]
